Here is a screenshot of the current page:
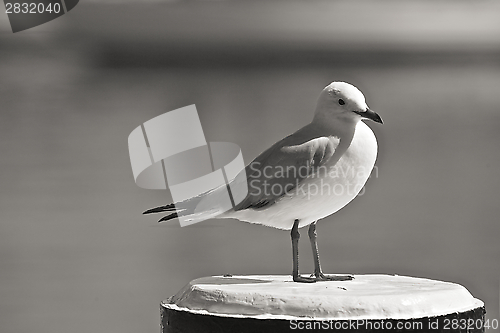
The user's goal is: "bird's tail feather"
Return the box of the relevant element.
[143,197,204,223]
[143,186,228,223]
[143,202,186,223]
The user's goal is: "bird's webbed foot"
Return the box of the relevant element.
[293,275,317,283]
[311,272,354,281]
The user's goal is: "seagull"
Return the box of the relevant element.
[143,82,383,283]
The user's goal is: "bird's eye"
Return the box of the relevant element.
[338,99,345,105]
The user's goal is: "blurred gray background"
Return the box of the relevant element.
[1,1,499,332]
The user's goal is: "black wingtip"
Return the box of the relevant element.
[158,212,178,223]
[143,203,176,215]
[143,207,162,215]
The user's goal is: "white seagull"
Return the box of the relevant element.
[144,82,383,283]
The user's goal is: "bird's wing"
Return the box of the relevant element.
[143,126,341,222]
[233,134,340,211]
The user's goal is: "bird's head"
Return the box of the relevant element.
[314,82,383,125]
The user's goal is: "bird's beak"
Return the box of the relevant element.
[354,108,383,124]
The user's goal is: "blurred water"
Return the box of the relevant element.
[1,11,500,333]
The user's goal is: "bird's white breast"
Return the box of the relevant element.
[224,121,378,230]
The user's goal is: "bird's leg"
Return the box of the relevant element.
[291,219,316,283]
[308,222,354,281]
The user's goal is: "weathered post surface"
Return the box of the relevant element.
[161,275,485,333]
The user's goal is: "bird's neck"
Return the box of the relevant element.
[311,112,358,137]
